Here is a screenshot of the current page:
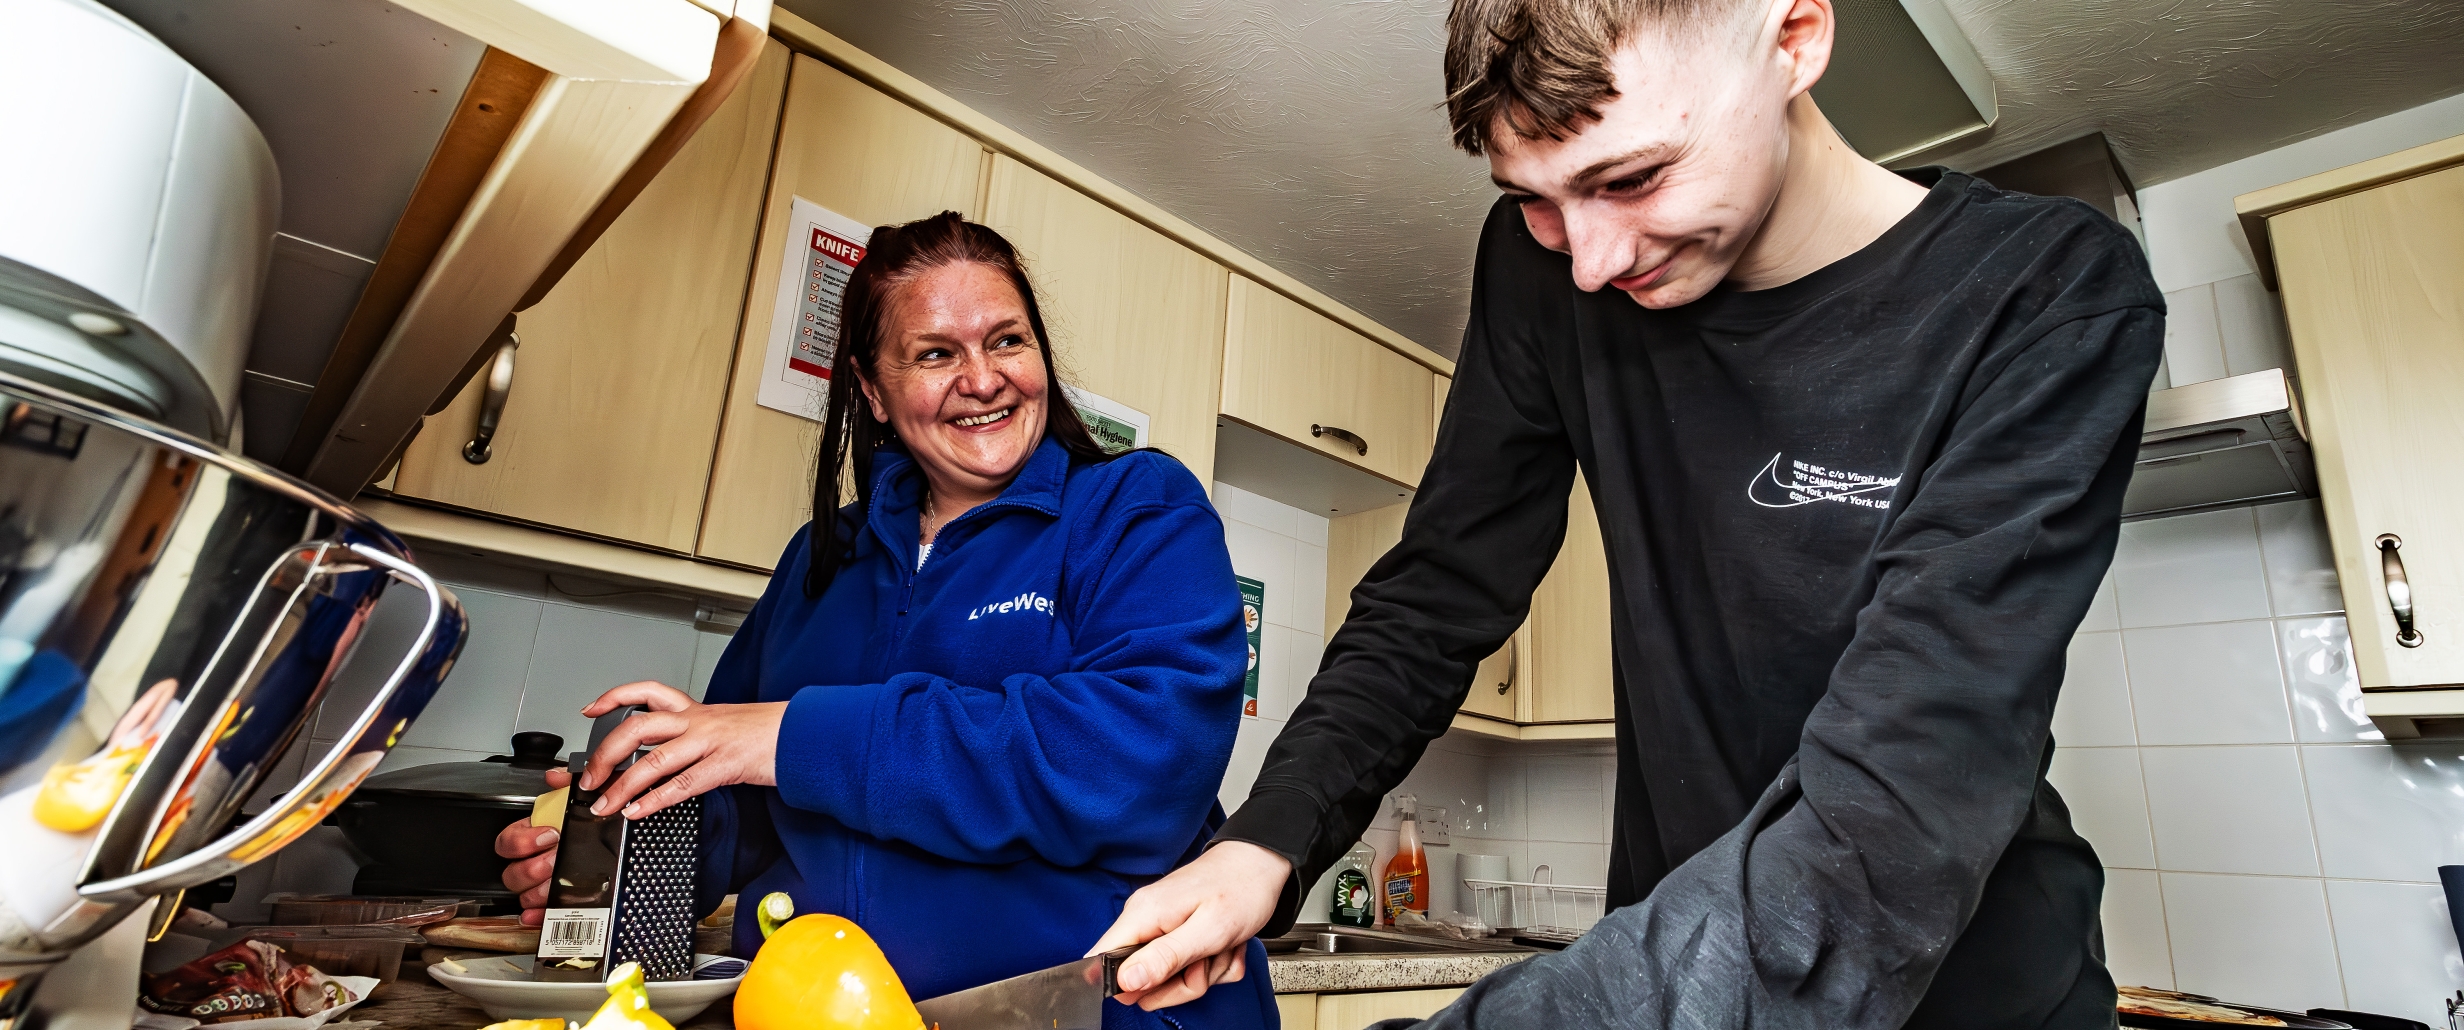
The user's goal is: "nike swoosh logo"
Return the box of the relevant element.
[1746,453,1899,509]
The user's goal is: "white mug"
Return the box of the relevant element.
[1456,854,1511,927]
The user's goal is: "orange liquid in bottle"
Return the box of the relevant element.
[1383,812,1430,917]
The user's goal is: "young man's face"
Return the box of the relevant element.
[1486,3,1818,308]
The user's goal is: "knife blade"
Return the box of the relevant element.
[913,946,1138,1030]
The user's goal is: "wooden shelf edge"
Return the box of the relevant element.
[2234,132,2464,289]
[356,495,771,605]
[1448,713,1615,742]
[2363,687,2464,740]
[764,8,1455,380]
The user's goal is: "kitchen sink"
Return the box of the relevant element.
[1266,924,1524,956]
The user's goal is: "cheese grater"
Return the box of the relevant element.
[535,706,704,982]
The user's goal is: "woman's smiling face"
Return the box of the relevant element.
[857,261,1050,506]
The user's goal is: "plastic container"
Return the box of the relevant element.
[1381,795,1429,918]
[264,893,477,927]
[213,925,427,982]
[1329,842,1377,927]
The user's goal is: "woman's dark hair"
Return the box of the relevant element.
[804,211,1126,598]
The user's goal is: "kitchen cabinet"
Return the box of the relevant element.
[981,156,1229,484]
[2240,135,2464,733]
[1527,473,1615,723]
[696,53,989,569]
[1223,277,1435,489]
[1464,624,1530,723]
[1316,987,1465,1026]
[1277,993,1319,1030]
[1322,472,1612,729]
[390,40,791,552]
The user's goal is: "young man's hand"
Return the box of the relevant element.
[1088,841,1292,1010]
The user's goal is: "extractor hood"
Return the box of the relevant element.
[2122,368,2315,520]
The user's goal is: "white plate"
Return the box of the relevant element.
[428,954,744,1023]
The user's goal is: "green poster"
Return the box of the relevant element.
[1237,576,1264,718]
[1083,410,1139,453]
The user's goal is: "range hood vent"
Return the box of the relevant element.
[2122,368,2315,521]
[1817,0,1998,164]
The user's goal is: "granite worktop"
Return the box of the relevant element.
[1263,946,1537,994]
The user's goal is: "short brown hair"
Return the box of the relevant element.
[1443,0,1742,155]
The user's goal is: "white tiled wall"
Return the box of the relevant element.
[218,553,732,920]
[1211,481,1331,813]
[2158,272,2295,388]
[2050,500,2464,1023]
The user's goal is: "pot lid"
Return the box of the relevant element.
[357,731,563,804]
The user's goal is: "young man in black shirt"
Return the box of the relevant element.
[1093,0,2163,1024]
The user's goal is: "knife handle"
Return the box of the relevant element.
[1096,945,1142,996]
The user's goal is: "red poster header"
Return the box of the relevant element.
[812,228,865,265]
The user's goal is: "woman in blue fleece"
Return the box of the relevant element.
[495,212,1274,1029]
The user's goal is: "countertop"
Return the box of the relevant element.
[357,938,1542,1029]
[1263,946,1536,994]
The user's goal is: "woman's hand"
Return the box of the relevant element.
[495,765,570,928]
[575,681,787,821]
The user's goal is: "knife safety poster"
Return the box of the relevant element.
[757,197,871,422]
[1238,576,1264,717]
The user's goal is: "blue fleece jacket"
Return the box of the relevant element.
[696,436,1276,1030]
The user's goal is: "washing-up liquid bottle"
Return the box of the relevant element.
[1382,794,1429,919]
[1330,841,1376,927]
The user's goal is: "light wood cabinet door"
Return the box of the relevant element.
[392,41,791,552]
[1316,987,1465,1028]
[1528,470,1615,722]
[1325,501,1526,722]
[2271,159,2464,689]
[1323,503,1409,641]
[1276,993,1319,1030]
[980,155,1228,484]
[1464,627,1527,722]
[1223,276,1434,488]
[696,54,988,569]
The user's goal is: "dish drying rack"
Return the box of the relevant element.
[1462,866,1606,944]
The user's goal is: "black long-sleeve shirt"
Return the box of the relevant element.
[1215,170,2165,1028]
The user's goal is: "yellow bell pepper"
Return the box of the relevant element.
[578,962,672,1030]
[32,742,147,833]
[736,913,923,1030]
[480,1020,566,1030]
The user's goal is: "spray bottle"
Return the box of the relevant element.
[1382,794,1429,919]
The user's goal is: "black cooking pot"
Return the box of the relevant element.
[331,732,563,911]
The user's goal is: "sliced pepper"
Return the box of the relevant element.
[578,962,672,1030]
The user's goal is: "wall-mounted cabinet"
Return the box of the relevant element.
[981,156,1229,485]
[374,22,1459,601]
[390,40,793,552]
[2241,134,2464,737]
[1222,277,1434,489]
[695,52,989,570]
[1322,467,1614,737]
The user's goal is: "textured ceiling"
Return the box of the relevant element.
[757,3,2452,357]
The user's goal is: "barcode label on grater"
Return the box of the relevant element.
[539,908,609,959]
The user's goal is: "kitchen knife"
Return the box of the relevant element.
[913,947,1139,1030]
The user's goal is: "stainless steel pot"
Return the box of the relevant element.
[0,369,466,1021]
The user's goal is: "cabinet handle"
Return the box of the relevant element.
[1498,637,1517,695]
[1311,424,1368,456]
[462,332,519,464]
[2378,534,2426,647]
